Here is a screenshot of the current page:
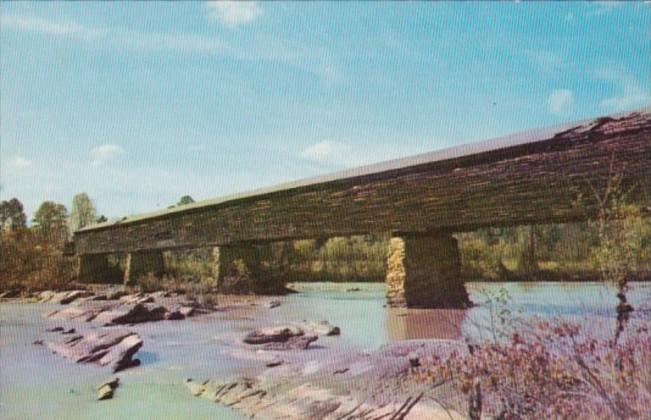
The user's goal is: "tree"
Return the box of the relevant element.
[69,193,97,232]
[32,201,68,243]
[177,195,195,206]
[96,215,108,223]
[0,198,27,231]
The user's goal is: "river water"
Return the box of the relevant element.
[1,281,649,420]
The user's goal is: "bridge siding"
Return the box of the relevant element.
[75,113,651,255]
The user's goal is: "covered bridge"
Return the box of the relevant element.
[73,110,651,308]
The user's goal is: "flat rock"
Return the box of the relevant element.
[295,320,340,336]
[185,379,207,397]
[92,303,167,325]
[105,289,128,300]
[119,293,145,304]
[45,329,142,372]
[46,326,65,332]
[261,335,318,350]
[265,357,284,367]
[45,297,213,326]
[243,326,304,345]
[50,290,92,305]
[47,303,115,322]
[265,300,281,309]
[39,291,57,302]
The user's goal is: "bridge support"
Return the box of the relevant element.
[124,250,165,285]
[385,233,470,308]
[212,243,286,294]
[78,254,115,283]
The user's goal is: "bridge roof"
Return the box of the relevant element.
[78,108,649,233]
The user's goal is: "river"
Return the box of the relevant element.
[1,281,649,419]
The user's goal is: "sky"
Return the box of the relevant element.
[1,1,649,221]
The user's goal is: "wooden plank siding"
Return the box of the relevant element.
[74,110,651,255]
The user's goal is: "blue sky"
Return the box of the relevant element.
[1,1,649,220]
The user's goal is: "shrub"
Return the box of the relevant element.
[415,320,651,419]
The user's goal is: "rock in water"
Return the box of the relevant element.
[185,379,207,397]
[45,329,142,372]
[92,303,167,325]
[265,356,284,367]
[296,320,341,336]
[243,326,304,345]
[46,326,65,332]
[261,335,318,350]
[97,377,120,400]
[265,300,281,309]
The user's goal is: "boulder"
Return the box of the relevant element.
[97,378,120,400]
[45,329,142,372]
[296,320,340,336]
[243,326,304,345]
[93,303,167,325]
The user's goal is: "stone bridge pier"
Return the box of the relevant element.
[385,232,470,308]
[78,234,470,308]
[78,242,288,294]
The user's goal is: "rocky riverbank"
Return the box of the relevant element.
[185,337,467,419]
[4,284,463,418]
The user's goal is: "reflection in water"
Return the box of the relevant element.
[291,281,651,344]
[385,308,467,341]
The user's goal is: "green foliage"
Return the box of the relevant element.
[177,195,195,206]
[590,204,651,285]
[0,226,75,291]
[169,195,195,209]
[69,192,97,232]
[0,198,27,231]
[32,201,69,243]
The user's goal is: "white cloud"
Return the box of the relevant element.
[547,89,575,115]
[7,156,33,169]
[1,13,338,83]
[91,144,125,166]
[300,140,354,166]
[1,14,102,40]
[204,2,262,28]
[597,69,649,112]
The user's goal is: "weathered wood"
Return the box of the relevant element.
[74,111,651,255]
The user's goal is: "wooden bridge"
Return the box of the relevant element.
[74,110,651,307]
